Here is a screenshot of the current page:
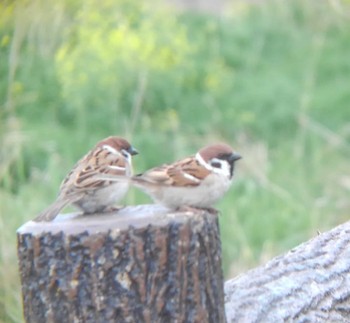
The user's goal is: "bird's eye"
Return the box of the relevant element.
[211,161,221,168]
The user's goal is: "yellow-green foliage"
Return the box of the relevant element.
[56,0,192,115]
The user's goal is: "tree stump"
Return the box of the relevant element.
[17,205,226,323]
[224,220,350,322]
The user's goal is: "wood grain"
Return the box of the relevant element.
[224,220,350,323]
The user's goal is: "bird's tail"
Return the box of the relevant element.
[96,174,157,187]
[96,174,160,188]
[33,196,70,222]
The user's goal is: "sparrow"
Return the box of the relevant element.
[33,136,138,222]
[98,143,241,210]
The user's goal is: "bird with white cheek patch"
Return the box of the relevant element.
[99,143,241,210]
[34,136,138,222]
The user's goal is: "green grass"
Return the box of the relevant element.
[1,0,350,321]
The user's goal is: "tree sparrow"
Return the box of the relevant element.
[34,136,138,222]
[99,143,241,210]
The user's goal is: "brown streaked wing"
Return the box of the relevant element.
[72,147,126,190]
[137,157,210,187]
[136,165,173,185]
[99,148,127,176]
[169,157,210,187]
[59,152,91,192]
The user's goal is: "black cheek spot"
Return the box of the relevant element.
[211,162,221,168]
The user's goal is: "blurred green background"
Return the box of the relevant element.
[1,0,350,321]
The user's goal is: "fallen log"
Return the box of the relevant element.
[224,220,350,322]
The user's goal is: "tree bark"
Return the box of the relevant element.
[17,205,226,323]
[224,220,350,323]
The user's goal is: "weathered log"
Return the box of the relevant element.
[17,205,226,323]
[224,220,350,323]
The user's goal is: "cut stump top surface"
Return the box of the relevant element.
[17,204,217,235]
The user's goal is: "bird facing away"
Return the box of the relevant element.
[33,136,138,222]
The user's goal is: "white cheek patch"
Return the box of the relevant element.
[196,153,231,178]
[103,145,119,155]
[122,149,132,164]
[210,158,231,178]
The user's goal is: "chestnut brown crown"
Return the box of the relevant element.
[97,136,138,156]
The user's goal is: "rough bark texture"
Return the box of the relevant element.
[224,220,350,323]
[17,205,226,323]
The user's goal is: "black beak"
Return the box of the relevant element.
[128,146,139,156]
[229,152,242,162]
